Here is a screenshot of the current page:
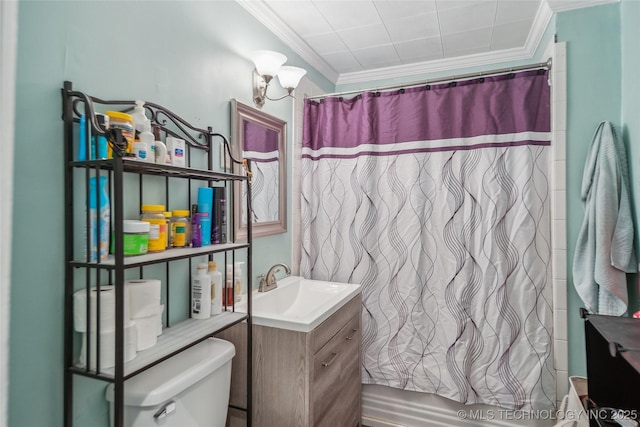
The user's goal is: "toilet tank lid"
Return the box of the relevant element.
[105,337,235,407]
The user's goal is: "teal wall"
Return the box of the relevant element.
[555,2,640,377]
[622,0,640,288]
[12,1,640,426]
[11,2,331,426]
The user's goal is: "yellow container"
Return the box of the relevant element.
[106,111,134,157]
[140,204,166,252]
[171,209,191,248]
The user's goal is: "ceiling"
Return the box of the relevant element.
[237,0,618,85]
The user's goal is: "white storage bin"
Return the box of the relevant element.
[106,338,235,427]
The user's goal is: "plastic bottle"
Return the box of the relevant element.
[226,264,242,305]
[140,204,167,252]
[191,263,211,320]
[234,262,244,302]
[153,126,168,165]
[163,211,173,247]
[208,261,223,315]
[133,139,148,162]
[91,113,109,160]
[131,100,149,137]
[88,176,110,262]
[197,187,213,246]
[78,114,87,161]
[171,210,191,247]
[224,268,233,307]
[139,121,155,163]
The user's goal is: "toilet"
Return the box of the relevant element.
[106,337,235,427]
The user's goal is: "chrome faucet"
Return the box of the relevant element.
[259,263,291,292]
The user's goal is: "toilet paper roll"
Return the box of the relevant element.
[134,315,158,351]
[134,305,165,351]
[126,279,161,319]
[157,304,164,336]
[77,321,137,370]
[73,286,130,333]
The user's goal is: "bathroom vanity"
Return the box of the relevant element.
[219,278,362,427]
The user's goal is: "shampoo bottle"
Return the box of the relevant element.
[191,263,211,319]
[209,261,223,315]
[88,176,110,262]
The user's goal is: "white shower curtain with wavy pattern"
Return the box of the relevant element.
[300,70,554,410]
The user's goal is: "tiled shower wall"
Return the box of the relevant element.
[292,42,569,407]
[551,42,569,403]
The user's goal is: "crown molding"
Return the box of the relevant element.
[546,0,618,13]
[336,1,553,86]
[238,0,617,87]
[235,0,339,84]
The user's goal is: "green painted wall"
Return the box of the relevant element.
[555,3,639,377]
[12,1,640,425]
[11,2,331,426]
[622,0,640,306]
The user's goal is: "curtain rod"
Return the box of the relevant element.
[306,58,552,101]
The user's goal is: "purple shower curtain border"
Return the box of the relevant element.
[301,139,551,161]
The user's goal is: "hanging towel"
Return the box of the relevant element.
[573,121,637,316]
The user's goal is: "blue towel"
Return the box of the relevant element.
[573,121,637,316]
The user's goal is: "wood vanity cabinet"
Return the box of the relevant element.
[219,293,362,427]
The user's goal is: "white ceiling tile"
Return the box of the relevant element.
[338,23,392,51]
[395,37,444,62]
[374,0,437,21]
[438,1,497,35]
[265,1,333,36]
[384,12,440,43]
[490,19,531,50]
[435,0,495,12]
[445,45,491,58]
[304,32,349,54]
[351,44,401,68]
[495,0,540,25]
[442,27,492,52]
[248,0,552,83]
[323,51,364,73]
[312,0,383,31]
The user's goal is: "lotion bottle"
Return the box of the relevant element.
[131,100,148,136]
[191,263,211,319]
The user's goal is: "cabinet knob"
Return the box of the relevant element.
[345,329,358,341]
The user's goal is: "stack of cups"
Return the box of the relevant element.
[73,286,137,369]
[126,279,163,351]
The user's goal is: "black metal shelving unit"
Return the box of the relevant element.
[62,81,253,427]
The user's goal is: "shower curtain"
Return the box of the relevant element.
[241,120,280,225]
[300,70,555,411]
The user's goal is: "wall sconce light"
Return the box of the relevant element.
[251,50,307,109]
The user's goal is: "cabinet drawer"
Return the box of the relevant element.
[312,313,361,426]
[311,294,361,354]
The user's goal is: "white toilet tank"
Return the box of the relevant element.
[106,337,235,427]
